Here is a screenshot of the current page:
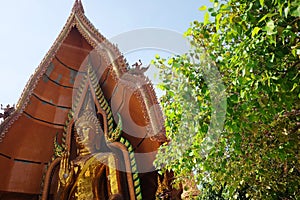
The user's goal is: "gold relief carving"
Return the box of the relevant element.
[54,132,64,158]
[107,155,119,195]
[155,173,171,199]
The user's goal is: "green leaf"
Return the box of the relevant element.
[284,6,289,18]
[252,27,261,38]
[258,13,277,23]
[208,8,214,12]
[265,20,276,35]
[214,2,218,8]
[204,12,210,25]
[199,5,207,11]
[291,6,300,17]
[290,83,297,92]
[216,13,222,31]
[259,0,264,7]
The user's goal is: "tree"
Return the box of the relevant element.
[154,0,300,199]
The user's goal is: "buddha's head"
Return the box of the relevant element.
[75,109,102,155]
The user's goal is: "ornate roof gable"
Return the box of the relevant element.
[0,0,166,144]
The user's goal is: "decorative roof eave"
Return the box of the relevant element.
[0,1,167,143]
[0,7,78,136]
[72,8,128,74]
[118,73,167,143]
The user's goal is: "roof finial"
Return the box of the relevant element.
[72,0,85,13]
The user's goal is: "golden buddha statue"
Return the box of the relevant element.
[56,100,123,200]
[41,67,143,200]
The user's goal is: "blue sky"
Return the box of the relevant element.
[0,0,210,106]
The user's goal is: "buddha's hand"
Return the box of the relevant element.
[58,152,74,187]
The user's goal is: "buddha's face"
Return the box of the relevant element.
[76,121,96,149]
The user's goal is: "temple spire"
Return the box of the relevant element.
[72,0,85,13]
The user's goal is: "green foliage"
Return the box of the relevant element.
[154,0,300,199]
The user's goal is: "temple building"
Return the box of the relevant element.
[0,1,176,199]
